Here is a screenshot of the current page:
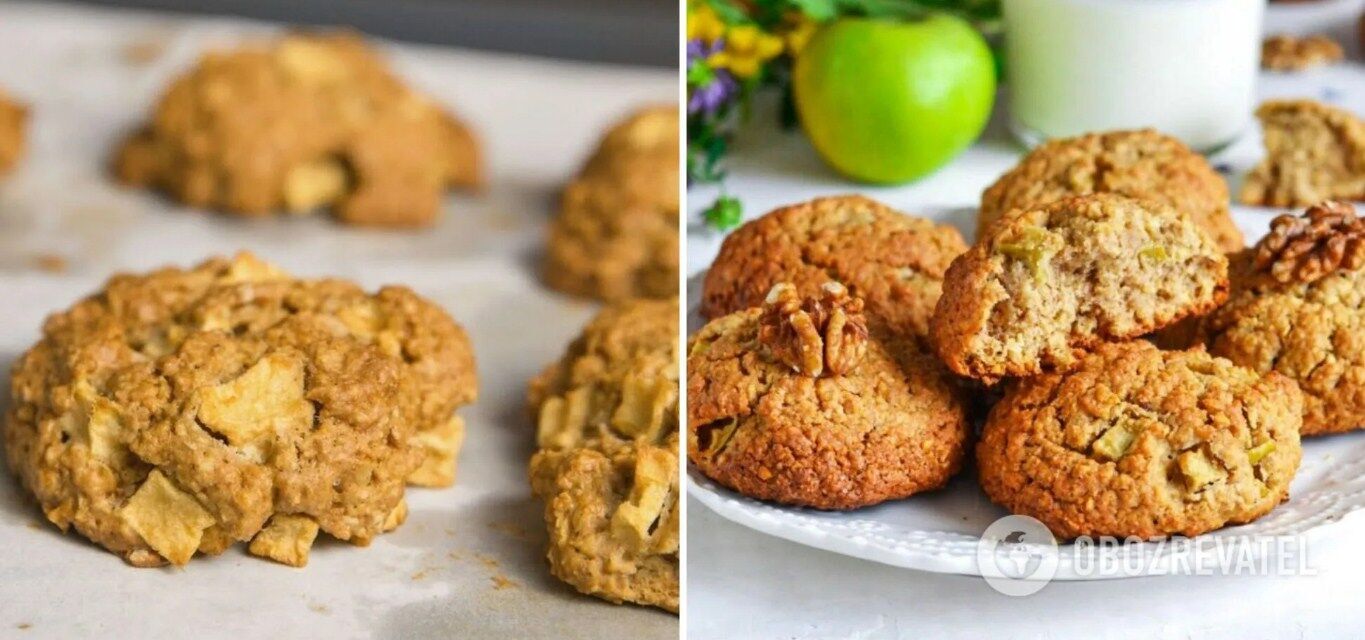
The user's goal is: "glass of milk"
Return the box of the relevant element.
[1002,0,1265,153]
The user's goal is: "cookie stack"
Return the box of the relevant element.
[934,191,1303,540]
[525,108,682,612]
[527,299,680,612]
[688,122,1365,540]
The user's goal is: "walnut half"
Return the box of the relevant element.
[1255,201,1365,284]
[757,282,868,377]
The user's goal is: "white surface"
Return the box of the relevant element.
[0,3,676,639]
[686,1,1365,637]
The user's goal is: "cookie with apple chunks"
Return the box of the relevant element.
[5,254,477,567]
[931,194,1228,383]
[977,341,1302,540]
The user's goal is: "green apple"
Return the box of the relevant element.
[793,15,996,184]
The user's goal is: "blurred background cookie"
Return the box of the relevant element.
[1240,100,1365,208]
[113,31,482,226]
[543,106,680,301]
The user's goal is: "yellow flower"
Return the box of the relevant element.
[781,13,820,57]
[687,2,726,44]
[708,25,784,78]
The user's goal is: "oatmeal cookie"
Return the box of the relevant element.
[932,195,1228,383]
[543,106,679,301]
[1240,100,1365,208]
[688,283,969,510]
[528,297,678,457]
[526,297,678,611]
[0,89,25,175]
[1197,201,1365,435]
[529,436,678,612]
[5,253,477,567]
[977,341,1303,540]
[979,129,1244,252]
[114,32,482,226]
[700,195,967,342]
[1262,34,1344,71]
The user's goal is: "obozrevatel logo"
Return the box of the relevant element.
[976,515,1059,596]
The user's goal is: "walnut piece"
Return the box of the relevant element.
[1262,34,1344,71]
[757,282,869,377]
[1255,201,1365,283]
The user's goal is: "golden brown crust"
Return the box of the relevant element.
[0,89,25,175]
[1240,100,1365,208]
[5,254,477,566]
[701,195,967,342]
[977,341,1303,540]
[543,106,679,301]
[530,437,679,613]
[526,298,678,611]
[687,297,970,511]
[1197,205,1365,435]
[113,32,482,226]
[979,129,1244,252]
[1262,34,1344,71]
[931,195,1229,383]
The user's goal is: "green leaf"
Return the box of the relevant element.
[704,195,744,231]
[704,0,752,24]
[687,60,716,87]
[789,0,838,21]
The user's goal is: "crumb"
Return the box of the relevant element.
[308,603,330,615]
[16,623,31,631]
[31,254,68,274]
[487,520,531,541]
[410,569,430,581]
[491,575,518,590]
[123,40,166,65]
[475,553,499,570]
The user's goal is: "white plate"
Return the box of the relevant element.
[685,204,1365,580]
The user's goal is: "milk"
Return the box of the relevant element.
[1002,0,1265,152]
